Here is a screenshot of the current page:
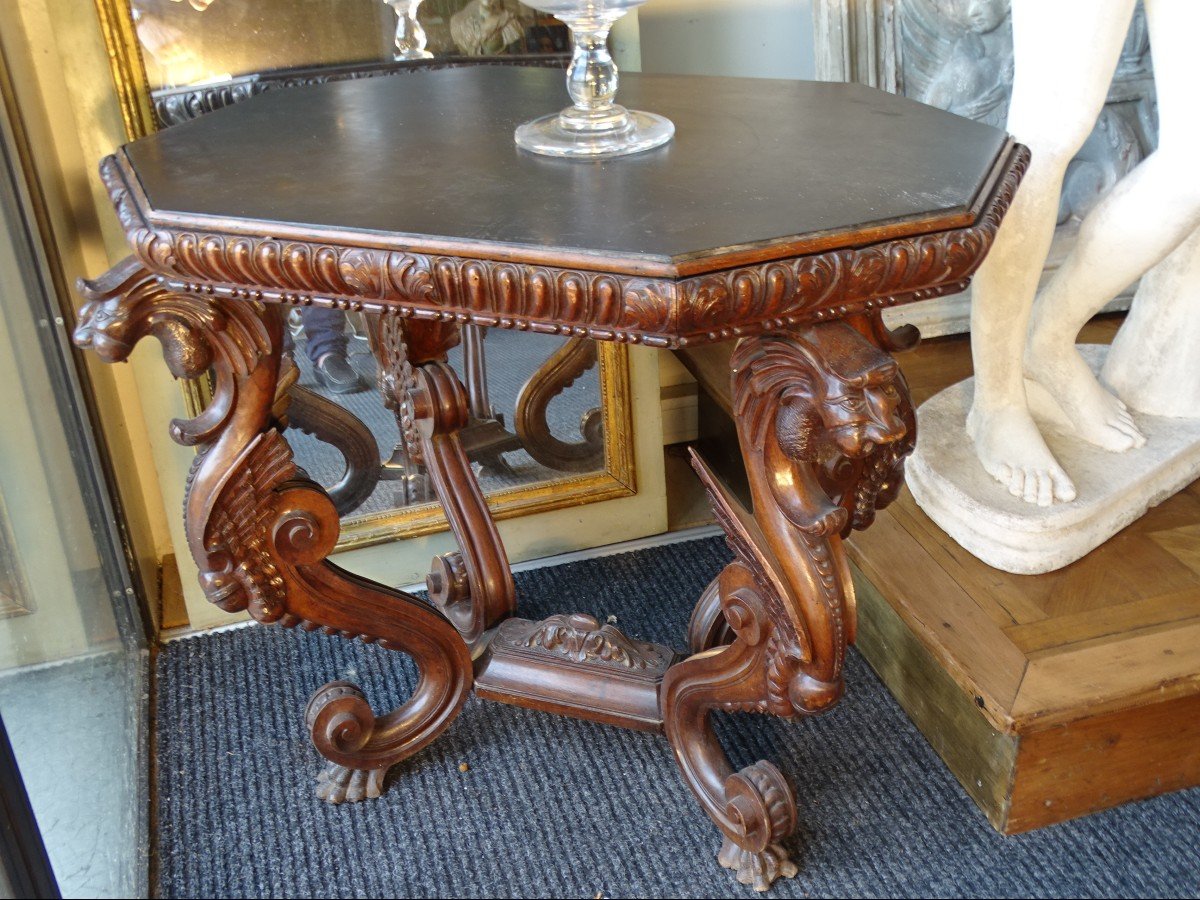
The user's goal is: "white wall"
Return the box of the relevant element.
[631,0,815,81]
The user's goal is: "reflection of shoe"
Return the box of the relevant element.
[287,308,305,339]
[315,354,366,394]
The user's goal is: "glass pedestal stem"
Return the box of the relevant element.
[389,0,433,61]
[515,5,674,159]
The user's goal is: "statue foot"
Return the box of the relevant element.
[1025,341,1146,453]
[717,837,799,892]
[315,762,387,804]
[967,404,1076,506]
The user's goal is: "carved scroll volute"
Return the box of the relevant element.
[75,259,472,800]
[378,312,516,645]
[662,322,915,889]
[661,556,800,891]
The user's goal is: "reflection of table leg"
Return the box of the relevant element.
[73,259,473,804]
[662,318,916,890]
[377,313,516,647]
[515,336,604,473]
[284,381,382,516]
[376,320,522,504]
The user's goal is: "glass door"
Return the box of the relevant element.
[0,58,150,899]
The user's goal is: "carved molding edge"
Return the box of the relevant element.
[99,143,1028,349]
[151,56,568,129]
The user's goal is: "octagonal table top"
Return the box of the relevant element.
[121,66,1012,278]
[104,65,1025,347]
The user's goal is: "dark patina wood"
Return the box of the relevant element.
[126,67,1009,276]
[73,67,1025,891]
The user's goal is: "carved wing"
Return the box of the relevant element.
[687,448,811,663]
[899,0,974,101]
[200,429,300,620]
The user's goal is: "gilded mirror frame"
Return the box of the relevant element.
[92,0,637,550]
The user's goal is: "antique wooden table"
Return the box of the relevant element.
[74,66,1025,890]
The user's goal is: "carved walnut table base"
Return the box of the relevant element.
[73,67,1026,891]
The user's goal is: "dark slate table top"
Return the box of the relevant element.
[123,65,1010,278]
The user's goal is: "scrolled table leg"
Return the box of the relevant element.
[283,381,382,517]
[663,318,916,889]
[686,576,734,654]
[378,312,516,647]
[74,259,473,804]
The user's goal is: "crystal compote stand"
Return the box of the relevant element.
[516,1,674,158]
[387,0,433,60]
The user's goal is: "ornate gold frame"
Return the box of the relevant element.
[91,0,637,550]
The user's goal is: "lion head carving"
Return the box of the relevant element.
[734,322,909,464]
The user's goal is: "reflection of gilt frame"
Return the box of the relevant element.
[93,0,635,550]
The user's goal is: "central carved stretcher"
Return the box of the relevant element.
[72,67,1025,891]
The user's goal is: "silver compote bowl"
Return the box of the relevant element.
[515,0,674,158]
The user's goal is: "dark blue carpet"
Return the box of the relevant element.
[155,536,1200,898]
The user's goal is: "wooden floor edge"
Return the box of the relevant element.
[1002,687,1200,833]
[851,562,1018,831]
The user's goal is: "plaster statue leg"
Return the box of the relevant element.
[1103,225,1200,418]
[966,0,1133,506]
[1026,0,1200,445]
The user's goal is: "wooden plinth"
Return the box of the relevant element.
[678,317,1200,834]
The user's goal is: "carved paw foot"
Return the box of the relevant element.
[315,763,387,804]
[717,837,799,892]
[718,761,799,890]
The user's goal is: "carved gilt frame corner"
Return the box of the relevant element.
[89,0,639,551]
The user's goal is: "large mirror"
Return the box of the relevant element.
[95,0,636,550]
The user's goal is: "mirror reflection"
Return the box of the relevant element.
[110,0,626,545]
[281,312,605,526]
[130,0,569,91]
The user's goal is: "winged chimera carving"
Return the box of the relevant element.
[73,258,473,804]
[661,318,914,890]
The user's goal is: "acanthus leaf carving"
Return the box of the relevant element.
[98,143,1027,349]
[508,614,671,670]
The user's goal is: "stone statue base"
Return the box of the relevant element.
[909,346,1200,574]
